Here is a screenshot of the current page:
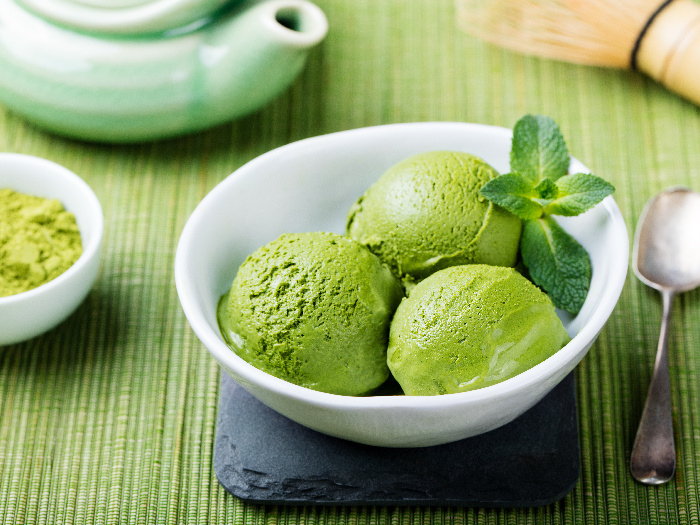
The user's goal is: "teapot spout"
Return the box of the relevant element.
[246,0,329,50]
[201,0,329,119]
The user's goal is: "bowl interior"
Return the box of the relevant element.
[176,122,629,407]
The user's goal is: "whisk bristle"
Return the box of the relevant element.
[456,0,666,69]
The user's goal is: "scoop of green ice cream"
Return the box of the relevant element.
[217,232,404,396]
[346,151,522,284]
[387,264,570,396]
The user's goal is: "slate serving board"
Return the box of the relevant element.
[214,371,580,507]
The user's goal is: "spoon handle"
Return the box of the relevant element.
[630,290,676,484]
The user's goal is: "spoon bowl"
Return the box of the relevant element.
[630,187,700,484]
[634,188,700,292]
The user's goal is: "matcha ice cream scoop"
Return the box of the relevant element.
[217,232,404,396]
[346,151,522,284]
[387,264,570,396]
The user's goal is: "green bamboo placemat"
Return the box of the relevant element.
[2,0,700,523]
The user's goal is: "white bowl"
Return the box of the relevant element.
[175,122,629,447]
[0,153,103,346]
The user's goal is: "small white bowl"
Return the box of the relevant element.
[0,153,103,346]
[175,122,629,447]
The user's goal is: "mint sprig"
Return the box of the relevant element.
[479,114,615,314]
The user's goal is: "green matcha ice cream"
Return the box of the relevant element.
[346,151,522,284]
[217,232,404,396]
[387,264,570,396]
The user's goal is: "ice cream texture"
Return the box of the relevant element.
[387,264,570,396]
[346,151,522,284]
[217,231,404,396]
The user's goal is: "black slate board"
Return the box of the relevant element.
[214,371,580,507]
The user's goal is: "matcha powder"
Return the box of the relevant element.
[0,188,82,297]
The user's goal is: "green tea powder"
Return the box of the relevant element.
[0,188,83,297]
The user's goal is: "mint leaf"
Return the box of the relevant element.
[544,173,615,216]
[478,173,543,220]
[511,115,570,184]
[520,216,591,314]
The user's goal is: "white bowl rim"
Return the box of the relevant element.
[175,121,629,410]
[0,152,104,306]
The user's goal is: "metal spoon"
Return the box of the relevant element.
[630,187,700,485]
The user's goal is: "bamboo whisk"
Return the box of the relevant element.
[455,0,700,106]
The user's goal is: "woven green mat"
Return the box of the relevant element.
[2,0,700,523]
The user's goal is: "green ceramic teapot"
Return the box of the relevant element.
[0,0,328,142]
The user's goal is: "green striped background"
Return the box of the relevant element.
[2,0,700,523]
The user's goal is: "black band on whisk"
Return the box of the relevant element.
[631,0,677,70]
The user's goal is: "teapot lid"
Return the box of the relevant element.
[71,0,153,7]
[73,0,153,5]
[16,0,238,34]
